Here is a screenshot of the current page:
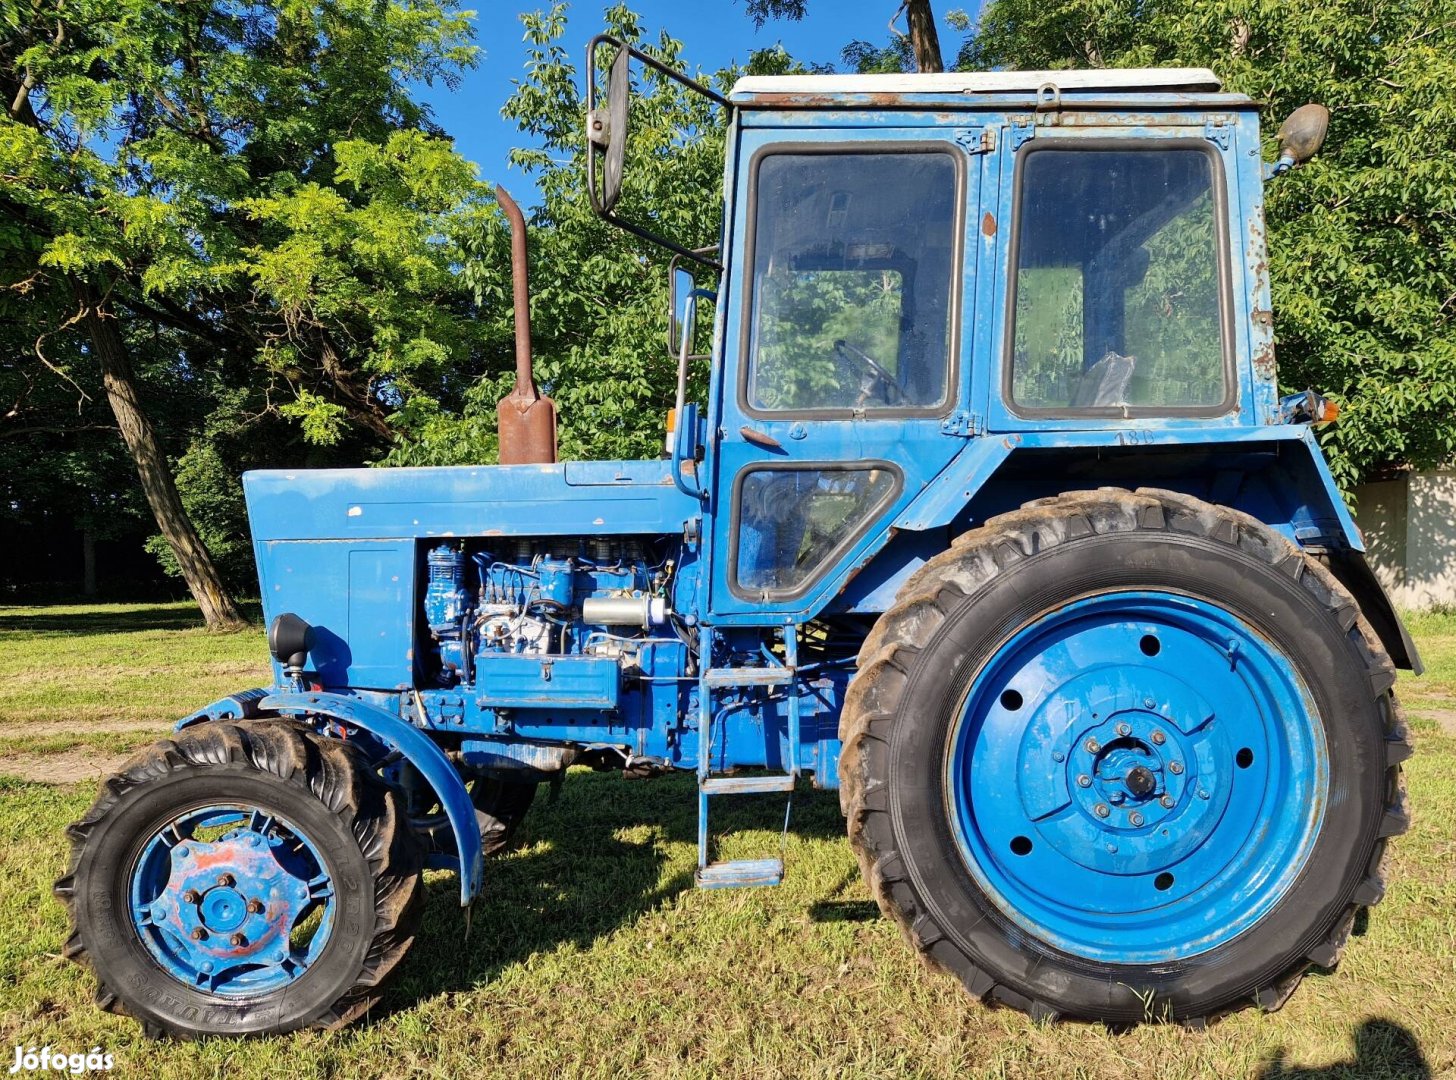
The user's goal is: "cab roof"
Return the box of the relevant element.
[729,68,1236,105]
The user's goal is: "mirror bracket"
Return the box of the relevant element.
[666,248,719,359]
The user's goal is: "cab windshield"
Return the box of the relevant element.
[745,150,959,413]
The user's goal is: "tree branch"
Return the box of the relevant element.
[8,19,65,121]
[0,422,118,439]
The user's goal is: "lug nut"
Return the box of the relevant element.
[1198,789,1210,800]
[1109,791,1126,805]
[182,889,200,904]
[1160,795,1175,809]
[1094,803,1111,819]
[1168,761,1184,775]
[190,927,207,941]
[1129,812,1145,827]
[229,933,247,948]
[1151,730,1166,745]
[1143,697,1156,709]
[217,874,235,888]
[1077,774,1092,788]
[1115,722,1131,737]
[246,899,265,915]
[1085,738,1101,754]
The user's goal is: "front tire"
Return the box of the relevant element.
[55,720,424,1038]
[839,488,1411,1025]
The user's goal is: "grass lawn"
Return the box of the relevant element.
[0,601,1452,1078]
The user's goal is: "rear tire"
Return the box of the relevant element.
[55,720,424,1038]
[839,488,1411,1025]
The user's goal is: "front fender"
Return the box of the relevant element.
[259,692,482,905]
[180,690,482,905]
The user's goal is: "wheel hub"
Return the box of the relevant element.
[1016,668,1233,880]
[129,806,334,994]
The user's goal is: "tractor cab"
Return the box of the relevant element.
[588,53,1339,625]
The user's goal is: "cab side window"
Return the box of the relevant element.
[1009,146,1229,414]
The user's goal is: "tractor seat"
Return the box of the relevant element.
[1072,351,1137,408]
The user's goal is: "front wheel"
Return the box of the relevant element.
[839,488,1411,1025]
[55,720,424,1038]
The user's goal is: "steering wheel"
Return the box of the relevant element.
[833,339,902,406]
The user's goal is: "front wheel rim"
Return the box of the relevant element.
[127,803,337,996]
[945,590,1329,965]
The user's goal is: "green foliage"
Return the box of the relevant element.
[1,0,498,586]
[967,0,1456,488]
[143,441,254,592]
[391,5,803,465]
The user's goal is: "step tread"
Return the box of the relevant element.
[701,774,796,795]
[704,666,795,686]
[696,858,784,889]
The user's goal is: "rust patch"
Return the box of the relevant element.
[1253,342,1277,380]
[751,92,911,108]
[981,211,997,237]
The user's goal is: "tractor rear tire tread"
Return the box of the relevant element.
[838,487,1409,1026]
[55,719,424,1038]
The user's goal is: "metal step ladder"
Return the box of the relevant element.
[694,624,800,888]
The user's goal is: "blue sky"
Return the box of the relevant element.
[418,2,968,201]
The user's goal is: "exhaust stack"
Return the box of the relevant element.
[494,185,558,465]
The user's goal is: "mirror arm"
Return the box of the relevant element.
[1263,154,1296,181]
[585,33,728,271]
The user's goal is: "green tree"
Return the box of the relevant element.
[1,0,487,624]
[392,4,795,466]
[965,0,1456,490]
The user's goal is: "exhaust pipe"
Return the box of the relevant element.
[494,185,558,465]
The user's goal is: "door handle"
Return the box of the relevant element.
[739,426,784,451]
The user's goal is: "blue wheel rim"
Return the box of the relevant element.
[945,591,1328,964]
[127,803,336,996]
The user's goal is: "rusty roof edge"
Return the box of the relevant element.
[732,69,1222,96]
[732,92,1261,112]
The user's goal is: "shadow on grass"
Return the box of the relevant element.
[0,601,263,635]
[1257,1019,1430,1079]
[383,768,847,1016]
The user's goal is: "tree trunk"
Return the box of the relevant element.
[82,528,97,597]
[71,280,246,630]
[905,0,944,73]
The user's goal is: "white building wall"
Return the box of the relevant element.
[1354,470,1456,610]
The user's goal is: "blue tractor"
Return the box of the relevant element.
[56,42,1418,1036]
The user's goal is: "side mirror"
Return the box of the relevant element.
[586,45,629,212]
[1274,103,1330,171]
[583,33,727,271]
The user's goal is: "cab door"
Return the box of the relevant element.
[706,125,990,618]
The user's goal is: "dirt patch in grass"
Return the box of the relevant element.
[0,718,170,740]
[0,747,129,784]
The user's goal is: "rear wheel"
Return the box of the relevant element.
[55,720,424,1038]
[839,488,1411,1025]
